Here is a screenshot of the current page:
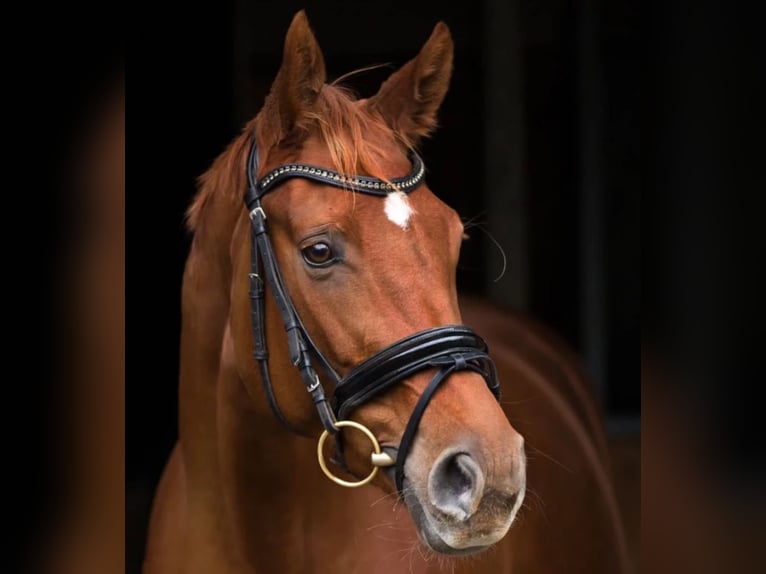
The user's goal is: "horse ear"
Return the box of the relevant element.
[367,22,453,146]
[257,11,327,150]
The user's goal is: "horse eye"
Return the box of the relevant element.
[302,242,335,267]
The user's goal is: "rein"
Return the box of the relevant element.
[243,140,500,493]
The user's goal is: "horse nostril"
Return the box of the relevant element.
[445,454,473,492]
[428,451,486,521]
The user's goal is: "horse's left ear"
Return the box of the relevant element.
[257,11,327,150]
[366,22,453,146]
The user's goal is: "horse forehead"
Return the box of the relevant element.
[280,183,449,239]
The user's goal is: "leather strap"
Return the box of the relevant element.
[334,326,499,419]
[394,358,491,493]
[247,215,301,433]
[246,144,338,434]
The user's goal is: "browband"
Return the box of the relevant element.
[249,149,425,206]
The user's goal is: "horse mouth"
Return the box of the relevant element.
[402,478,515,555]
[384,467,512,556]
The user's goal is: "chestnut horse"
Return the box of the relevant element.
[144,11,630,574]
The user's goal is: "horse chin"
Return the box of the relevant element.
[395,475,511,556]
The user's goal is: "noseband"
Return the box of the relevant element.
[243,140,500,494]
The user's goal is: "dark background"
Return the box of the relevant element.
[10,0,765,571]
[128,0,639,571]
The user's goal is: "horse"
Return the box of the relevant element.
[144,11,631,573]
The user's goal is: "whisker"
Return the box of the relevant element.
[372,533,413,544]
[526,441,575,474]
[416,540,430,564]
[465,223,507,282]
[365,521,399,531]
[408,540,417,574]
[522,486,551,525]
[522,487,551,526]
[369,489,402,507]
[459,216,508,282]
[460,211,488,229]
[499,396,536,407]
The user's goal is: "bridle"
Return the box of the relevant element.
[243,139,501,494]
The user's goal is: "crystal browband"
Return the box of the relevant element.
[255,153,426,199]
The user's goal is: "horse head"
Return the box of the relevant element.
[226,11,526,555]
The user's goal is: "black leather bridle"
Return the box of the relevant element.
[243,139,501,493]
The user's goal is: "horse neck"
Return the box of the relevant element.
[179,186,326,510]
[177,189,242,500]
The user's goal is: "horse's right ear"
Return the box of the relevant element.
[256,11,327,150]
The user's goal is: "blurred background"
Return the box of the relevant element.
[128,0,639,571]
